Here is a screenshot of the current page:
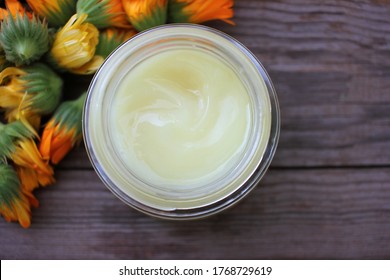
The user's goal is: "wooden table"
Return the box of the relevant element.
[1,0,390,259]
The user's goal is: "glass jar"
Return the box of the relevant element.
[83,24,280,219]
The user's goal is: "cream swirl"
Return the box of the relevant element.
[111,49,251,186]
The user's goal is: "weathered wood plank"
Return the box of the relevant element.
[229,0,390,167]
[58,0,390,169]
[2,0,390,263]
[1,168,389,259]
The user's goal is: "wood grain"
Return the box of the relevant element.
[1,168,389,259]
[2,0,390,261]
[58,0,390,169]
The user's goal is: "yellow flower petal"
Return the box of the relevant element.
[0,195,32,228]
[0,64,61,128]
[69,55,104,75]
[16,166,39,193]
[11,139,54,179]
[50,14,99,71]
[0,163,35,228]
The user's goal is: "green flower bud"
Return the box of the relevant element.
[0,63,62,128]
[0,162,34,228]
[40,92,86,164]
[0,13,50,65]
[77,0,131,29]
[22,63,63,115]
[95,28,136,58]
[0,121,34,159]
[123,0,168,32]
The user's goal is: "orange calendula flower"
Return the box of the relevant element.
[26,0,77,27]
[49,13,101,75]
[168,0,234,25]
[0,162,36,228]
[0,120,34,159]
[15,166,52,195]
[0,64,63,128]
[77,0,131,29]
[11,139,55,188]
[122,0,168,31]
[0,0,32,20]
[95,28,137,58]
[0,120,54,196]
[40,92,86,165]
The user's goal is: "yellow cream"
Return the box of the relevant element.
[110,49,252,187]
[85,25,279,216]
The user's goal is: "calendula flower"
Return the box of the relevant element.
[0,0,32,20]
[15,166,50,195]
[168,0,234,25]
[0,64,63,128]
[0,13,50,65]
[95,28,137,58]
[0,162,36,228]
[40,92,86,165]
[49,14,101,74]
[26,0,77,27]
[69,55,105,75]
[122,0,168,31]
[0,8,8,20]
[0,120,35,159]
[11,138,55,188]
[77,0,131,29]
[0,121,55,190]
